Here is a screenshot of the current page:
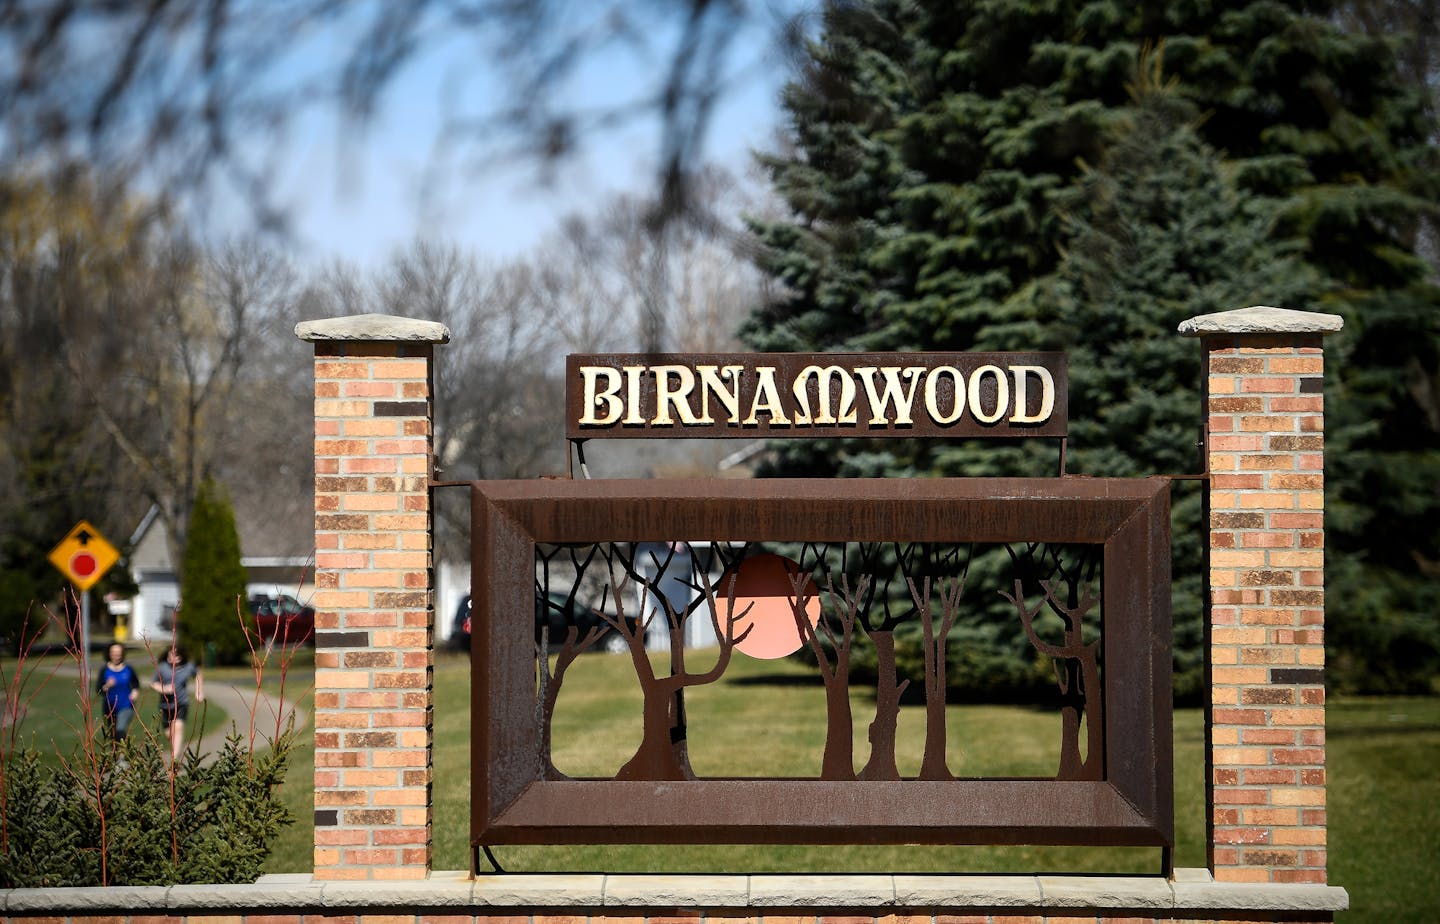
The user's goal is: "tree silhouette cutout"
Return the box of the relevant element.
[599,543,753,781]
[1000,546,1103,781]
[789,561,865,781]
[855,544,910,781]
[535,544,605,780]
[909,566,968,781]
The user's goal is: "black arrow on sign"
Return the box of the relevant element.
[76,529,92,544]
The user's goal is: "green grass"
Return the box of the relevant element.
[204,644,315,713]
[253,650,1437,923]
[2,654,234,764]
[9,628,1433,920]
[266,649,1205,875]
[1328,697,1440,923]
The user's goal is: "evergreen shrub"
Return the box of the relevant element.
[0,728,294,887]
[179,476,252,665]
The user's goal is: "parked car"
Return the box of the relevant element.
[250,594,316,646]
[452,595,473,650]
[452,591,633,654]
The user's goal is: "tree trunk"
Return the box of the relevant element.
[668,625,695,779]
[918,643,952,781]
[616,681,686,780]
[1055,657,1098,780]
[819,665,855,780]
[859,630,905,781]
[540,674,569,780]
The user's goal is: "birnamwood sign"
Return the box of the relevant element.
[469,477,1173,851]
[566,352,1067,439]
[469,348,1174,865]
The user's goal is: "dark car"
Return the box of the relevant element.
[451,591,632,653]
[250,594,316,646]
[452,595,473,650]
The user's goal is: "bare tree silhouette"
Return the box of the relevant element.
[853,542,916,782]
[535,544,605,780]
[599,543,752,781]
[789,556,865,781]
[1000,547,1103,781]
[0,2,804,238]
[909,563,968,781]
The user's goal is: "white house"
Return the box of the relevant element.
[123,504,315,641]
[125,503,474,644]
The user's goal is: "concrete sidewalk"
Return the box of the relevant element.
[189,677,309,762]
[33,656,309,763]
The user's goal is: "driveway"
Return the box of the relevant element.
[19,656,309,764]
[191,677,309,762]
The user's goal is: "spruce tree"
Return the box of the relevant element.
[1052,74,1325,698]
[178,476,250,665]
[744,0,1440,693]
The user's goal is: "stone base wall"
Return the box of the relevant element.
[0,871,1348,923]
[0,912,1337,924]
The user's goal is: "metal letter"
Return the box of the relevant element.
[923,366,966,425]
[857,367,925,426]
[1009,365,1056,425]
[743,367,791,426]
[622,365,646,426]
[579,367,624,426]
[792,365,859,425]
[969,364,1009,424]
[653,365,701,426]
[697,365,744,425]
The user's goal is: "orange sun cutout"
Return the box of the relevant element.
[717,553,821,659]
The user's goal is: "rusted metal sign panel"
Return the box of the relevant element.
[565,352,1067,439]
[469,477,1171,850]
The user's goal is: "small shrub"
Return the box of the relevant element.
[1,601,299,887]
[0,727,295,887]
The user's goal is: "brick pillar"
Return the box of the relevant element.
[1180,305,1342,885]
[296,314,450,881]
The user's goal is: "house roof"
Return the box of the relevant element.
[126,487,315,572]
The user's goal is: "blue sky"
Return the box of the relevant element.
[252,15,791,268]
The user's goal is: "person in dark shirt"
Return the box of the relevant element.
[151,645,204,761]
[96,642,140,741]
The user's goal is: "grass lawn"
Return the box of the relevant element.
[2,653,234,763]
[268,650,1200,874]
[252,649,1437,922]
[1327,697,1440,923]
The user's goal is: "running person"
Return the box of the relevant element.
[97,642,140,741]
[151,646,204,761]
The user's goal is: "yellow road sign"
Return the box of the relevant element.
[47,519,120,591]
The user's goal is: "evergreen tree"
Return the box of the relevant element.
[745,0,1440,693]
[1052,71,1325,698]
[179,476,250,665]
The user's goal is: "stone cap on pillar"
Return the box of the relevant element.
[1177,305,1343,337]
[295,313,451,344]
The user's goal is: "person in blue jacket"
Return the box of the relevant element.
[97,641,140,741]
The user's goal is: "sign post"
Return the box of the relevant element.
[47,519,121,688]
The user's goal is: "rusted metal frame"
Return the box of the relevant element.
[1101,491,1175,848]
[470,477,1173,849]
[487,781,1163,845]
[471,477,1164,541]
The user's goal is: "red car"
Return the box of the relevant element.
[250,595,315,646]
